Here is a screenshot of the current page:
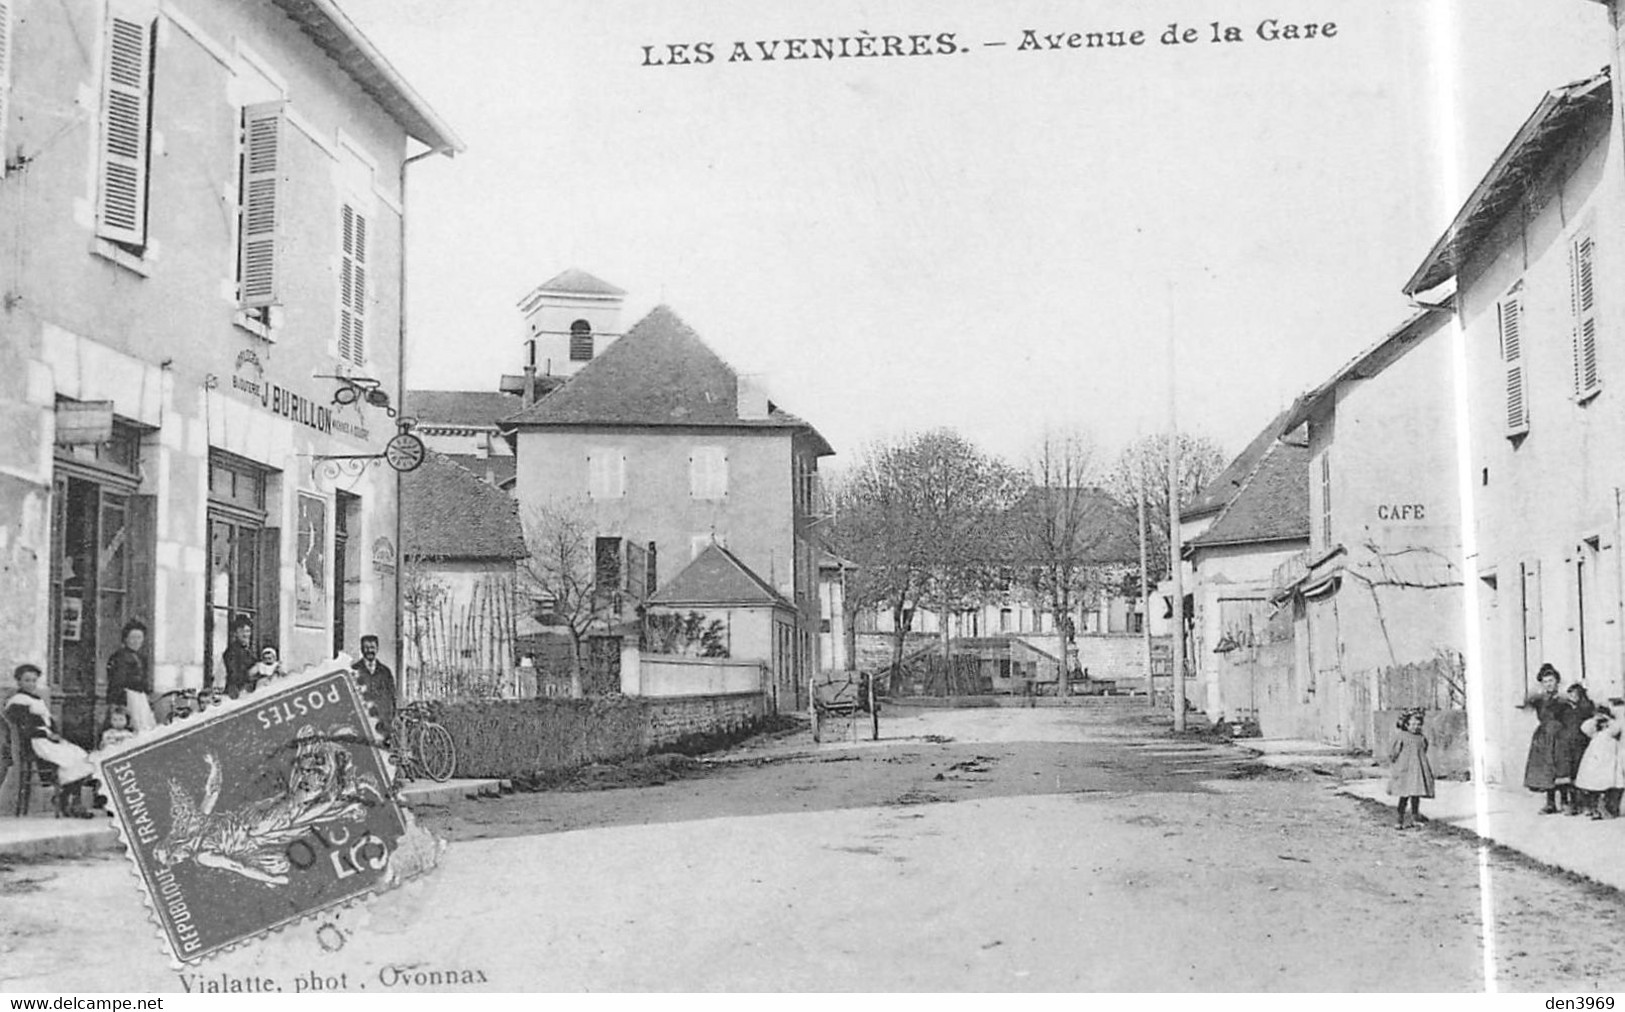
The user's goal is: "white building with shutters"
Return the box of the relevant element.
[1403,69,1621,785]
[0,0,461,785]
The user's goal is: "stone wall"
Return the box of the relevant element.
[428,691,767,779]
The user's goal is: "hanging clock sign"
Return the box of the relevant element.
[383,432,426,472]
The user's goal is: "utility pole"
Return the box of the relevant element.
[1138,467,1152,708]
[1167,286,1187,732]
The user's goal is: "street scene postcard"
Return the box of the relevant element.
[5,0,1625,998]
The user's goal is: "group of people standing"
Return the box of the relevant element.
[1525,663,1625,819]
[4,613,398,818]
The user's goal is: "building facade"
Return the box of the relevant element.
[1182,408,1311,721]
[1405,70,1623,784]
[0,0,459,765]
[506,305,834,709]
[1267,310,1466,751]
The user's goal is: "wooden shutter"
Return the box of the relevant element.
[97,9,155,246]
[239,102,284,308]
[126,495,157,628]
[1521,559,1543,697]
[1572,233,1599,397]
[1500,297,1528,436]
[256,527,282,650]
[339,204,368,363]
[0,0,11,182]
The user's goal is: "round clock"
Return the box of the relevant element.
[383,432,426,473]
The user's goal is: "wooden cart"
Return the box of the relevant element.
[809,670,879,743]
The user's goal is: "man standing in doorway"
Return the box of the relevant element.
[351,635,396,741]
[217,614,256,699]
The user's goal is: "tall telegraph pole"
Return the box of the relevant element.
[1167,288,1187,732]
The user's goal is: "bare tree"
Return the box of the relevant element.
[516,499,616,698]
[1021,429,1129,689]
[1107,432,1229,586]
[829,429,1027,694]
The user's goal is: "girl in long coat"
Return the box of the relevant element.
[1575,705,1622,818]
[1524,664,1569,812]
[1388,708,1436,830]
[1558,683,1597,814]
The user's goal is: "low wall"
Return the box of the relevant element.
[428,691,768,779]
[622,651,767,697]
[1372,708,1470,779]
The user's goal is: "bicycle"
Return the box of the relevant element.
[389,701,457,783]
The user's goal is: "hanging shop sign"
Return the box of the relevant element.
[54,400,115,446]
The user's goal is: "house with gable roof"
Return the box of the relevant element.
[642,542,799,707]
[504,305,835,709]
[1262,309,1467,755]
[1404,68,1625,785]
[401,450,529,698]
[1181,408,1311,722]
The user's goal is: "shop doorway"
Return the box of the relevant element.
[49,425,152,748]
[333,491,360,657]
[205,452,278,685]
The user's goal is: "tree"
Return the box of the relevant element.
[1106,432,1229,587]
[829,429,1027,694]
[515,499,618,698]
[1020,429,1130,688]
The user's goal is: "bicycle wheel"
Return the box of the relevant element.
[415,722,457,782]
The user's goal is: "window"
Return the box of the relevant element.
[594,537,622,592]
[97,6,157,251]
[1571,231,1600,400]
[205,452,275,689]
[1499,293,1529,436]
[338,203,369,364]
[646,541,658,597]
[569,320,594,362]
[238,102,284,322]
[587,448,626,499]
[690,446,728,500]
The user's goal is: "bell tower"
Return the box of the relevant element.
[516,269,627,383]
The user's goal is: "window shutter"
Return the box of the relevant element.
[97,11,155,246]
[1571,233,1599,397]
[1501,297,1528,436]
[339,204,368,363]
[0,0,12,182]
[239,102,284,309]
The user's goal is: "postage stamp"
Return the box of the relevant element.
[97,661,428,964]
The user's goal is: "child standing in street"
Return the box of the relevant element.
[1577,704,1623,819]
[1388,708,1436,830]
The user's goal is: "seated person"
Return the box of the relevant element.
[5,663,98,817]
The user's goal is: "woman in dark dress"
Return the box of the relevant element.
[105,618,152,728]
[1524,664,1570,813]
[1558,683,1598,814]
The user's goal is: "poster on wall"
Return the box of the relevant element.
[60,594,83,642]
[295,493,328,627]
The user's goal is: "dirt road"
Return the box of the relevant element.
[4,704,1624,991]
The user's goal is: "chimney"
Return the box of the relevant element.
[523,339,537,404]
[737,373,770,420]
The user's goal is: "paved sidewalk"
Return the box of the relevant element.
[1342,777,1625,893]
[1231,736,1382,776]
[0,778,507,858]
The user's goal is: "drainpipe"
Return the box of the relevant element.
[1615,488,1624,696]
[396,144,450,691]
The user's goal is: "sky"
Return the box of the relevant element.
[338,0,1611,473]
